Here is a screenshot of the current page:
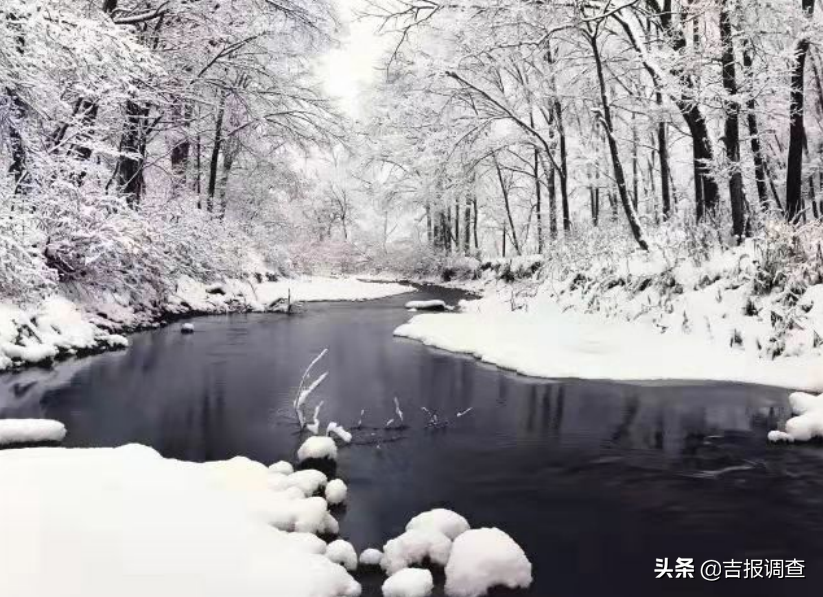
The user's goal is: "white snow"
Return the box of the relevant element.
[395,301,823,391]
[382,568,434,597]
[406,509,470,540]
[359,548,384,566]
[269,469,328,496]
[257,277,415,304]
[181,322,195,333]
[325,478,348,505]
[268,460,294,475]
[326,539,358,571]
[0,419,67,445]
[0,445,361,597]
[444,528,533,597]
[381,528,453,575]
[297,436,338,462]
[769,391,823,442]
[327,421,353,443]
[405,300,448,311]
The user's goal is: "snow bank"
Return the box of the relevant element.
[326,539,358,571]
[325,478,348,505]
[269,460,294,475]
[360,548,384,566]
[257,277,415,304]
[769,392,823,442]
[0,419,67,446]
[395,303,823,391]
[382,568,434,597]
[297,436,338,463]
[269,469,328,496]
[444,528,532,597]
[405,300,448,311]
[381,528,453,574]
[0,445,360,597]
[406,509,470,540]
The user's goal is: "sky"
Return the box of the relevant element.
[318,0,390,118]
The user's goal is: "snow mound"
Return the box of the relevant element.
[325,478,348,506]
[256,277,416,304]
[405,300,447,311]
[284,532,328,555]
[268,460,294,475]
[326,539,358,571]
[270,469,328,496]
[0,445,361,597]
[298,436,338,462]
[181,323,195,334]
[768,391,823,442]
[382,568,434,597]
[445,528,532,597]
[406,508,470,540]
[382,528,452,575]
[0,419,67,446]
[360,548,383,566]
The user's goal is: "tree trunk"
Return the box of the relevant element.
[720,0,747,241]
[656,92,671,219]
[590,32,649,250]
[786,0,816,223]
[170,100,192,199]
[546,46,570,232]
[743,48,771,212]
[114,99,150,208]
[5,11,28,194]
[531,114,544,253]
[207,94,226,212]
[493,155,521,255]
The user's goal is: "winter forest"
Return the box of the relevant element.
[2,2,823,597]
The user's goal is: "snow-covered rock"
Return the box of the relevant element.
[0,445,361,597]
[405,300,448,312]
[269,469,328,496]
[406,509,470,540]
[0,419,67,446]
[325,479,348,506]
[768,391,823,443]
[381,528,452,575]
[268,460,294,475]
[444,528,532,597]
[382,568,434,597]
[297,436,338,463]
[359,548,383,567]
[181,323,195,334]
[326,539,358,571]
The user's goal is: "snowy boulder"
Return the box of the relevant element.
[359,548,383,567]
[0,419,67,446]
[768,391,823,443]
[444,528,532,597]
[269,469,328,496]
[321,512,340,536]
[406,508,470,540]
[405,300,448,312]
[268,460,294,475]
[326,540,358,571]
[382,568,434,597]
[298,436,338,463]
[325,479,348,506]
[181,323,195,334]
[381,528,452,575]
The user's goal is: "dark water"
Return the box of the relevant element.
[1,285,822,597]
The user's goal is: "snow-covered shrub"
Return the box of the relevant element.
[0,196,55,301]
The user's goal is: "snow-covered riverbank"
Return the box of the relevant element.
[0,277,415,372]
[395,243,823,393]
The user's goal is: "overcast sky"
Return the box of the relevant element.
[317,0,389,118]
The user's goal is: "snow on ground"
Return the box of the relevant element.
[257,277,415,304]
[0,276,415,372]
[297,436,338,463]
[395,297,823,392]
[0,419,66,446]
[0,445,360,597]
[406,509,470,540]
[382,568,434,597]
[444,528,533,597]
[381,528,453,574]
[768,392,823,442]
